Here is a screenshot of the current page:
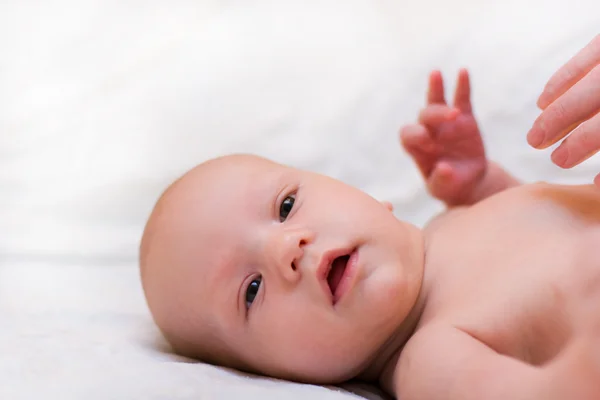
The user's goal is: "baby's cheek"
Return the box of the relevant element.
[359,262,415,330]
[264,308,328,350]
[253,306,380,381]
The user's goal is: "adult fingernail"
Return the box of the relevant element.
[537,83,554,109]
[527,128,545,148]
[551,144,569,167]
[536,97,545,109]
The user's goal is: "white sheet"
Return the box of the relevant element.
[1,1,599,399]
[0,260,386,399]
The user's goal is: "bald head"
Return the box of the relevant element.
[139,152,425,384]
[139,154,285,365]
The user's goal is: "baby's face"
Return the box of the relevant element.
[142,155,424,383]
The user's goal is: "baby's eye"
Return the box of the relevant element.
[279,194,295,222]
[245,276,262,308]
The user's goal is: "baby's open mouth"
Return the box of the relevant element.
[327,255,350,297]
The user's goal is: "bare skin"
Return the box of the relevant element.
[389,68,600,399]
[528,34,600,185]
[140,63,600,399]
[140,154,426,384]
[386,182,600,399]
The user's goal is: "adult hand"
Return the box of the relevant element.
[527,35,600,186]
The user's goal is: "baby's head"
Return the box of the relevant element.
[140,154,424,383]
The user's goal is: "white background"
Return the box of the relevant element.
[1,1,599,399]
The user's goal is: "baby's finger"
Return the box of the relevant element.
[527,65,600,149]
[538,35,600,109]
[427,70,446,105]
[551,112,600,168]
[428,162,455,199]
[418,105,459,130]
[453,68,472,113]
[400,124,436,177]
[400,124,436,151]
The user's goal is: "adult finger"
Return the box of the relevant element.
[418,105,459,129]
[527,64,600,149]
[551,111,600,168]
[538,34,600,109]
[427,70,446,105]
[453,68,472,113]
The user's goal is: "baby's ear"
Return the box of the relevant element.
[381,201,394,212]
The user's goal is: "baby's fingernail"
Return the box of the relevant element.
[527,128,545,148]
[551,144,569,167]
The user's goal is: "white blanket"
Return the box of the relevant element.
[1,1,599,399]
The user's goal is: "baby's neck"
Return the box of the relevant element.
[356,238,434,392]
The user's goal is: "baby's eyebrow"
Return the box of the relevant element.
[269,172,295,214]
[222,257,255,323]
[210,268,244,328]
[235,271,243,319]
[206,249,244,320]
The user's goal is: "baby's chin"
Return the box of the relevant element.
[291,288,418,382]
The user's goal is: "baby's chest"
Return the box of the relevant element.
[428,198,600,365]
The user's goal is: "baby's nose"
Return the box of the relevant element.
[267,227,314,283]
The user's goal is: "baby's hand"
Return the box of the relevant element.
[401,69,487,206]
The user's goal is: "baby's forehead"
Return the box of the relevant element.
[186,156,293,205]
[167,154,289,270]
[201,154,286,177]
[164,154,301,266]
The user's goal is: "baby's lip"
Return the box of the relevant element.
[316,247,354,302]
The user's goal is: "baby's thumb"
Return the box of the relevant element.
[427,162,455,200]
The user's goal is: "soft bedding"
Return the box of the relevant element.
[1,1,600,399]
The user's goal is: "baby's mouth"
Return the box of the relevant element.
[327,255,350,298]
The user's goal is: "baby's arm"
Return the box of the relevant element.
[391,325,600,400]
[401,70,520,207]
[466,160,521,205]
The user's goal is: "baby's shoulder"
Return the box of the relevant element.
[423,206,468,234]
[424,182,600,252]
[499,181,599,201]
[517,182,600,222]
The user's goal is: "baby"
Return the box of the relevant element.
[140,69,600,399]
